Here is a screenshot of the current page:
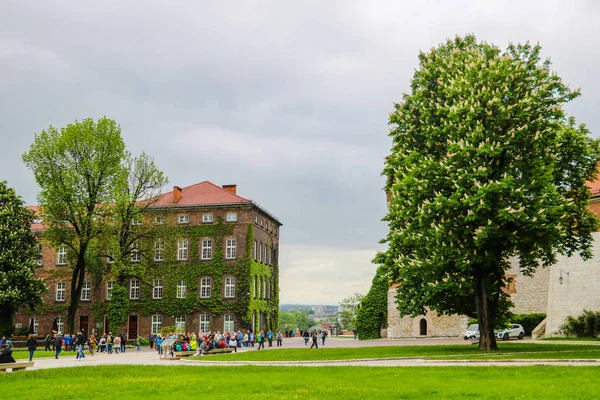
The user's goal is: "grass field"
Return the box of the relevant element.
[542,337,600,341]
[1,365,599,399]
[190,343,600,362]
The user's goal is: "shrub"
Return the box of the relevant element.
[356,265,388,340]
[511,313,546,336]
[559,310,600,337]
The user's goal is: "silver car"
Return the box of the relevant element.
[495,324,525,340]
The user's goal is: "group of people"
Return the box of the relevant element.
[302,330,328,348]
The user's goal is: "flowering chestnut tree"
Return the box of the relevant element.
[382,35,600,350]
[0,181,45,335]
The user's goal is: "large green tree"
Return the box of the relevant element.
[0,181,46,335]
[23,117,126,333]
[339,292,363,330]
[382,35,600,350]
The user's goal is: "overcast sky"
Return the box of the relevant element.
[1,1,599,305]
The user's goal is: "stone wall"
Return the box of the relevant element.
[545,231,600,336]
[506,259,549,315]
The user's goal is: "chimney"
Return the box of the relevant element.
[173,186,182,203]
[222,184,237,195]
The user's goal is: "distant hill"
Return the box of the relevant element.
[280,304,338,311]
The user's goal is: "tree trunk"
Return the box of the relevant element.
[474,269,498,351]
[67,249,87,332]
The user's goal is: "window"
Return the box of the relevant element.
[202,213,213,223]
[267,246,271,266]
[132,217,142,226]
[130,279,140,299]
[225,239,237,259]
[265,278,269,299]
[131,241,141,262]
[266,221,269,231]
[31,317,39,334]
[151,315,162,335]
[178,214,189,224]
[153,279,164,299]
[199,314,210,333]
[260,219,264,227]
[201,239,212,260]
[57,246,67,265]
[225,277,236,298]
[258,242,262,262]
[106,280,114,300]
[154,239,165,261]
[36,244,43,266]
[224,314,234,332]
[200,277,212,298]
[177,280,187,298]
[253,240,257,260]
[253,276,257,299]
[57,316,64,334]
[175,315,186,332]
[56,282,66,301]
[81,281,91,301]
[255,215,258,224]
[177,239,189,260]
[107,248,115,263]
[155,215,166,225]
[226,212,237,222]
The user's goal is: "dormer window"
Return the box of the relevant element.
[178,214,189,224]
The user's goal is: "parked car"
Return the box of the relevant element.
[495,324,525,340]
[463,324,479,340]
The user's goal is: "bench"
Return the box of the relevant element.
[0,362,34,373]
[172,351,196,359]
[203,348,234,355]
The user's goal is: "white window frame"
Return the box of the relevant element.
[155,215,166,225]
[201,239,212,260]
[225,277,236,298]
[199,314,210,333]
[178,214,189,224]
[177,239,189,261]
[57,316,64,334]
[253,240,257,260]
[151,315,162,335]
[224,314,234,332]
[176,280,187,298]
[81,281,91,301]
[202,213,213,223]
[106,280,114,300]
[226,239,237,259]
[107,248,115,264]
[154,239,165,261]
[200,277,212,298]
[31,317,39,334]
[267,246,271,266]
[132,217,142,226]
[258,243,262,263]
[260,219,264,227]
[57,246,67,265]
[153,279,164,299]
[130,279,140,299]
[36,244,43,266]
[226,212,237,222]
[131,241,141,262]
[175,315,186,332]
[56,282,66,301]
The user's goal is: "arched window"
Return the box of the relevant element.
[419,318,427,336]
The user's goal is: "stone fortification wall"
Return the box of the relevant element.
[545,231,600,336]
[506,259,549,315]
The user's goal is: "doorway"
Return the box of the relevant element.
[128,315,138,339]
[79,316,89,334]
[419,318,427,336]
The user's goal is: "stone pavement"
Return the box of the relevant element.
[25,337,600,370]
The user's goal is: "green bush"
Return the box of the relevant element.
[559,310,600,337]
[511,313,546,336]
[356,265,388,340]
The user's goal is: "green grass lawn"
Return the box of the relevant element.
[12,350,58,360]
[542,337,600,341]
[430,349,600,360]
[190,343,600,362]
[0,365,598,399]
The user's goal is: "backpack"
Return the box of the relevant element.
[182,342,189,351]
[107,336,112,344]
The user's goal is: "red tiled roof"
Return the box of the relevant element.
[152,181,251,207]
[586,178,600,198]
[27,205,45,231]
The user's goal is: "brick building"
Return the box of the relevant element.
[15,182,282,339]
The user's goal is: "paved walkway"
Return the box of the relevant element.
[26,338,600,370]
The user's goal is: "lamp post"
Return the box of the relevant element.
[559,269,569,285]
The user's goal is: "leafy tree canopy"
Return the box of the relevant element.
[0,181,46,335]
[381,35,600,350]
[339,292,364,330]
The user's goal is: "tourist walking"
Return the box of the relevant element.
[120,333,126,353]
[256,331,264,350]
[44,335,51,351]
[114,335,121,354]
[99,335,106,353]
[303,330,309,346]
[26,334,37,362]
[322,330,327,346]
[136,336,142,351]
[89,334,96,356]
[107,334,113,354]
[243,332,249,347]
[267,330,274,347]
[276,331,283,347]
[54,332,63,359]
[75,331,86,360]
[310,331,318,349]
